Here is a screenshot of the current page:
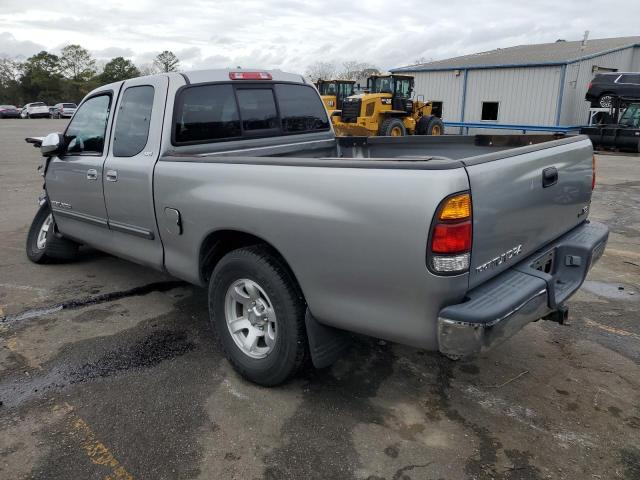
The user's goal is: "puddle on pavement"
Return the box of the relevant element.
[581,281,639,301]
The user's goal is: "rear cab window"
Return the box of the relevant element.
[172,81,329,145]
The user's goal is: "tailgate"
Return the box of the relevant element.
[465,136,594,288]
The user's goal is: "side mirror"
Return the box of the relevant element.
[40,132,64,157]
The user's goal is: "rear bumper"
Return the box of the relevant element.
[437,221,608,358]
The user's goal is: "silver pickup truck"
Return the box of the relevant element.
[25,69,608,386]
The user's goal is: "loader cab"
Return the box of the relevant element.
[367,74,414,111]
[316,79,356,111]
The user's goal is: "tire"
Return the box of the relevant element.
[379,117,406,136]
[416,116,445,135]
[598,94,614,108]
[208,245,307,386]
[26,203,79,264]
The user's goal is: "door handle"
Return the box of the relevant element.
[542,167,558,188]
[106,170,118,182]
[86,169,98,181]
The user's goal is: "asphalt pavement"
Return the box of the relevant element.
[1,119,639,480]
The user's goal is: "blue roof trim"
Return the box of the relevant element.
[391,43,640,73]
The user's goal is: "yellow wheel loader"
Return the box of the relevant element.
[316,79,356,116]
[331,74,444,137]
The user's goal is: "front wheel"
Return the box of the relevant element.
[379,118,406,136]
[208,245,307,386]
[26,203,79,263]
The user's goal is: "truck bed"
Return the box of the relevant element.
[164,134,578,167]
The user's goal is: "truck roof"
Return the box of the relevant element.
[181,68,308,85]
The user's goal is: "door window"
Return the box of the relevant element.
[618,74,640,84]
[113,86,155,157]
[174,84,241,144]
[65,94,111,154]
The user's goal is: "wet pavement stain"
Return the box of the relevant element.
[0,280,186,325]
[23,291,224,480]
[69,329,195,382]
[620,446,640,480]
[262,339,396,480]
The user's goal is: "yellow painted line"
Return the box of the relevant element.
[585,318,640,341]
[6,338,18,351]
[57,402,135,480]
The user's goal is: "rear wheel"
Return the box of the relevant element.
[598,94,614,108]
[379,118,406,136]
[208,245,307,386]
[417,116,444,135]
[26,203,79,263]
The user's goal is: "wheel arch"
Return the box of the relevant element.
[198,229,307,302]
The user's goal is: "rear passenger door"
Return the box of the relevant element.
[102,75,169,269]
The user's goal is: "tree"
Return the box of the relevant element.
[59,45,96,81]
[19,51,63,104]
[0,57,22,104]
[304,61,337,82]
[153,51,180,73]
[100,57,140,84]
[337,61,380,82]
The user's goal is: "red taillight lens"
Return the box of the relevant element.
[428,192,472,274]
[229,71,273,80]
[592,155,596,190]
[587,81,592,90]
[431,221,472,254]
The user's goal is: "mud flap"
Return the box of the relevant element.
[305,310,352,369]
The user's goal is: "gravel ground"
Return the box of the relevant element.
[1,119,639,480]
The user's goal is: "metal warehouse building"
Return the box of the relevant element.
[391,36,640,133]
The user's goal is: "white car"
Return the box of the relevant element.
[50,103,77,119]
[21,102,49,119]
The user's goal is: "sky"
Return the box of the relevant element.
[0,0,639,73]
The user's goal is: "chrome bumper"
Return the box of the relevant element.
[438,221,609,358]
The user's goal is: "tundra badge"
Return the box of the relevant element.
[476,244,523,273]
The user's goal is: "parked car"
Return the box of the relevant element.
[50,103,77,119]
[586,72,640,107]
[24,69,608,386]
[21,102,50,118]
[0,105,21,118]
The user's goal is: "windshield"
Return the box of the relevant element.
[318,82,336,96]
[367,76,412,96]
[619,104,640,128]
[63,103,77,108]
[368,77,393,94]
[31,102,46,107]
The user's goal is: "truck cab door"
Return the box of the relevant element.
[101,75,169,269]
[45,90,118,248]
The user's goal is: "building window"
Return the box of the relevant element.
[430,101,443,118]
[481,102,499,121]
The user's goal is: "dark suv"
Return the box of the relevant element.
[585,72,640,107]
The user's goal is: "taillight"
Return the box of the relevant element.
[587,81,592,90]
[592,155,596,190]
[428,192,472,274]
[229,71,272,80]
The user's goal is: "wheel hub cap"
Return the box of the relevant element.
[225,279,277,359]
[37,214,53,250]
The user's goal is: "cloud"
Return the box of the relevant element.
[92,46,135,59]
[0,0,638,73]
[0,32,46,59]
